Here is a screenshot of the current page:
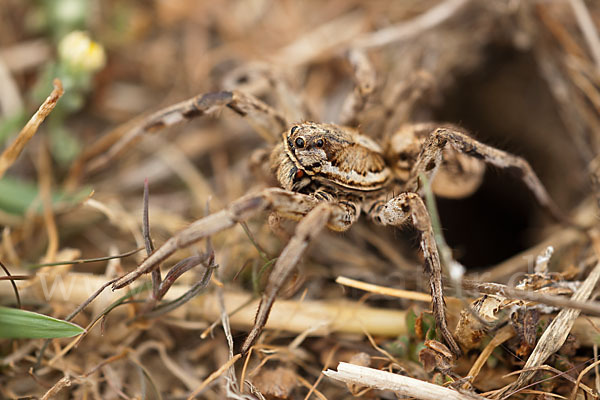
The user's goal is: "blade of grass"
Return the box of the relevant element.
[0,306,84,339]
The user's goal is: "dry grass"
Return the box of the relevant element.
[1,1,600,399]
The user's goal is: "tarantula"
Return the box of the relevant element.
[100,74,564,357]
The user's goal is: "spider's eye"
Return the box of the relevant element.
[315,138,324,148]
[295,137,305,148]
[290,126,298,135]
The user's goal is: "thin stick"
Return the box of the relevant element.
[570,358,600,400]
[0,79,63,178]
[297,375,328,400]
[142,179,162,298]
[40,375,72,400]
[324,362,485,400]
[353,0,470,49]
[463,325,515,389]
[568,0,600,69]
[304,344,339,400]
[187,353,242,399]
[336,275,436,303]
[38,142,58,262]
[595,345,600,394]
[0,259,21,307]
[26,247,142,269]
[460,279,600,316]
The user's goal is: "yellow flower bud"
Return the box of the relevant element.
[58,31,106,72]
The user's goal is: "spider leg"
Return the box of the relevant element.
[405,126,568,223]
[368,192,462,357]
[84,90,288,174]
[112,186,357,285]
[241,199,360,353]
[112,188,321,290]
[339,49,376,126]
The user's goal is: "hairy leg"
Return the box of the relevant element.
[243,203,332,352]
[369,192,462,357]
[242,198,359,352]
[112,188,320,290]
[83,90,288,174]
[405,126,567,223]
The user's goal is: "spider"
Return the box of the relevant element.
[99,63,565,358]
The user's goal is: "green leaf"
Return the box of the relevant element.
[0,176,90,216]
[0,306,85,339]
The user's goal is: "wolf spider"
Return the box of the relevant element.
[104,65,565,357]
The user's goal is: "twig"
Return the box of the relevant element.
[353,0,470,49]
[272,11,366,66]
[41,375,72,400]
[303,344,339,400]
[134,341,201,390]
[0,258,21,308]
[323,362,485,400]
[570,358,600,400]
[142,179,161,297]
[217,266,241,394]
[460,279,600,316]
[0,79,63,178]
[497,363,597,399]
[297,375,328,400]
[26,247,143,269]
[37,142,58,262]
[336,275,437,303]
[568,0,600,69]
[595,345,600,394]
[187,353,242,399]
[464,325,515,389]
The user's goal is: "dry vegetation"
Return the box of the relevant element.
[1,0,600,399]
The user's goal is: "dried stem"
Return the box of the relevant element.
[324,362,485,400]
[0,79,63,178]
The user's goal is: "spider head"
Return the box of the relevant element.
[284,122,341,174]
[271,122,331,191]
[272,123,337,192]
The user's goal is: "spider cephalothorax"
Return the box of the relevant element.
[274,122,390,196]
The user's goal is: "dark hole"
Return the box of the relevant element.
[431,45,585,268]
[435,171,531,268]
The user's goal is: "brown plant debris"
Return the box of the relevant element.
[2,1,600,399]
